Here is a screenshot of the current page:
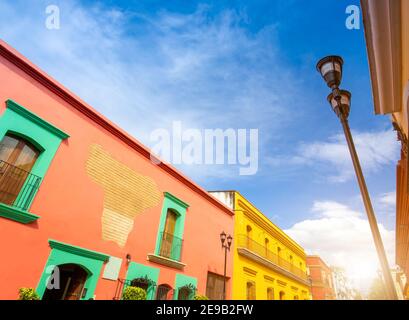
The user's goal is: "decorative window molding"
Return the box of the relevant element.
[147,253,186,270]
[243,267,257,276]
[0,203,40,224]
[36,239,110,300]
[277,279,287,287]
[163,192,189,209]
[6,100,70,139]
[0,99,69,223]
[48,239,109,262]
[152,192,189,268]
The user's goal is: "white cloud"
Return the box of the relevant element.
[270,129,399,183]
[374,191,396,228]
[285,200,395,295]
[378,191,396,207]
[0,0,302,180]
[311,201,361,218]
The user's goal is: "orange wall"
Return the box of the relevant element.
[306,256,335,300]
[0,51,234,300]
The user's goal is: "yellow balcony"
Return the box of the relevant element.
[237,234,310,286]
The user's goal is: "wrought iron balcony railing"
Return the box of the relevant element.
[159,231,183,262]
[0,160,41,211]
[237,234,308,282]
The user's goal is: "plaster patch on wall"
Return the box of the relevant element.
[86,144,161,247]
[102,256,123,281]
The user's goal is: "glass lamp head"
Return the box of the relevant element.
[316,55,344,89]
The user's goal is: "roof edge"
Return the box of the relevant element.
[0,40,234,217]
[220,190,307,257]
[360,0,402,115]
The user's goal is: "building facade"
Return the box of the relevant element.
[306,256,335,300]
[361,0,409,299]
[331,267,355,300]
[391,267,407,300]
[0,40,235,300]
[210,191,311,300]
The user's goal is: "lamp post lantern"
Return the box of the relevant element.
[316,55,398,300]
[220,231,232,300]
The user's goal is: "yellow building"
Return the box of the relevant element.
[210,191,311,300]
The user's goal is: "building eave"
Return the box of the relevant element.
[361,0,402,115]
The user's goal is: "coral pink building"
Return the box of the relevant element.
[0,40,234,300]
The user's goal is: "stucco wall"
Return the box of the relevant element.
[0,50,234,300]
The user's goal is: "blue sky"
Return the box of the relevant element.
[0,0,400,293]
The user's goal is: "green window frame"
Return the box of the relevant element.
[36,239,109,300]
[154,192,189,262]
[174,274,197,300]
[125,262,160,300]
[0,99,69,223]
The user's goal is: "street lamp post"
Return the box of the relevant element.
[220,231,232,300]
[316,55,398,300]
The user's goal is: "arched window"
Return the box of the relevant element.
[246,226,252,250]
[160,209,178,258]
[0,134,40,206]
[264,238,269,254]
[42,263,89,300]
[156,284,173,300]
[246,225,252,238]
[246,281,256,300]
[267,287,274,300]
[279,291,285,300]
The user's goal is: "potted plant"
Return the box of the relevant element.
[18,288,40,300]
[122,286,147,300]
